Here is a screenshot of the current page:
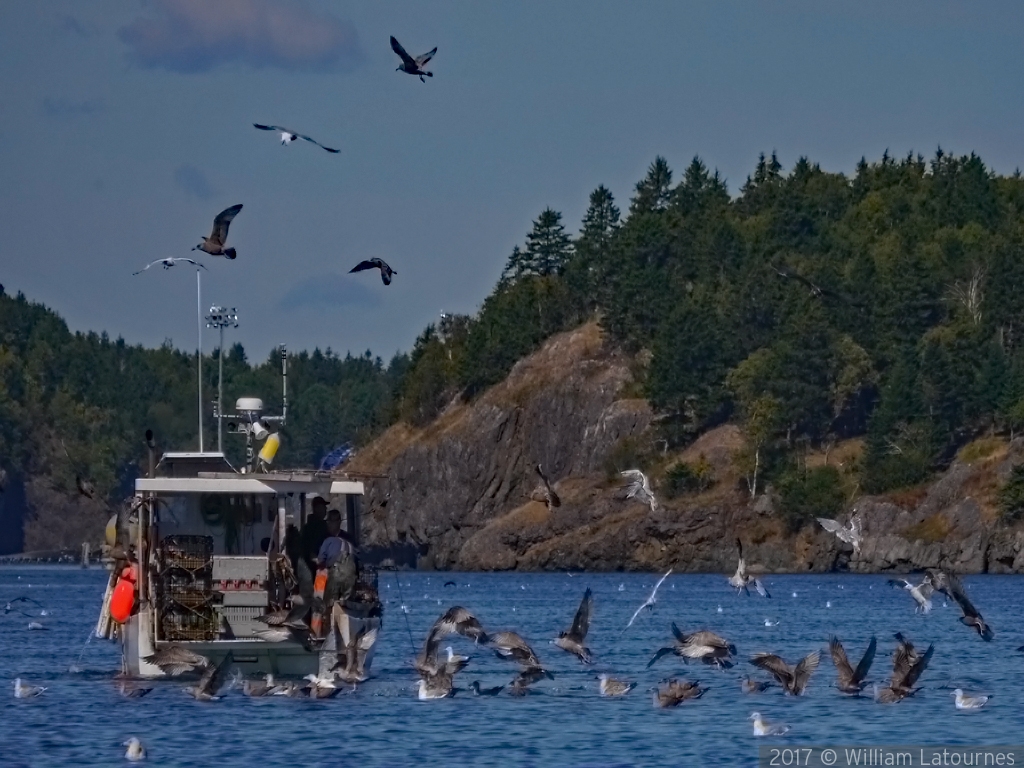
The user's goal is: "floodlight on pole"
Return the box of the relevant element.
[206,306,239,454]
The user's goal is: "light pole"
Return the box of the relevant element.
[205,306,239,454]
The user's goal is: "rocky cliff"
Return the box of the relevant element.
[349,322,1024,574]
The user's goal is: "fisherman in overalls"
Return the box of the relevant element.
[310,509,358,636]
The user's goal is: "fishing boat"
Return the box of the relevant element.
[94,354,381,679]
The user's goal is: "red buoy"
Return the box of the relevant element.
[110,565,137,624]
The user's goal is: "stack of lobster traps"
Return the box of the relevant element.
[158,535,216,641]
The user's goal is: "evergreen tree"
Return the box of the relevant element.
[629,156,673,215]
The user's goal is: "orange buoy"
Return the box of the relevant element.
[110,565,137,624]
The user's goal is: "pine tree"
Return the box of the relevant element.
[522,207,572,276]
[579,185,620,246]
[629,156,673,215]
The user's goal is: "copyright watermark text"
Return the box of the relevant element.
[759,746,1024,767]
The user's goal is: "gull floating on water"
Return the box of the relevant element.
[887,576,934,614]
[253,123,339,153]
[817,515,862,554]
[764,619,778,627]
[926,569,994,641]
[741,676,773,694]
[652,678,707,707]
[242,674,278,697]
[624,569,672,630]
[750,712,790,737]
[749,651,820,695]
[133,257,207,276]
[14,678,45,698]
[553,588,593,663]
[391,35,436,82]
[417,671,456,700]
[829,635,876,695]
[193,204,243,259]
[952,688,989,710]
[728,539,770,597]
[123,737,145,762]
[620,469,659,512]
[598,674,635,697]
[27,621,47,630]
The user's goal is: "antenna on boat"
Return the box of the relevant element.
[280,344,288,425]
[196,268,203,453]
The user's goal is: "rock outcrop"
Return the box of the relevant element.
[349,322,1024,573]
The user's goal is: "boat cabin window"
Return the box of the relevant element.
[155,494,281,555]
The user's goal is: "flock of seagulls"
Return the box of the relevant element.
[129,35,441,282]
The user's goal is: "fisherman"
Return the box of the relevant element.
[319,509,358,605]
[302,495,330,572]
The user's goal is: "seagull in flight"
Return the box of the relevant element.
[390,36,436,82]
[621,469,659,512]
[133,257,207,275]
[624,569,672,630]
[817,515,862,554]
[728,538,770,597]
[194,204,243,259]
[887,576,934,614]
[349,257,397,285]
[253,124,339,153]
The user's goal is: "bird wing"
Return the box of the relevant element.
[133,259,165,275]
[349,260,380,274]
[569,588,593,640]
[817,518,843,534]
[650,569,672,600]
[296,133,340,153]
[253,123,287,133]
[646,646,677,669]
[903,643,934,689]
[414,47,437,67]
[944,573,982,619]
[792,651,820,692]
[751,578,770,598]
[209,204,243,247]
[199,651,234,696]
[853,636,877,684]
[750,654,793,686]
[670,622,687,643]
[11,596,43,607]
[887,578,912,590]
[418,625,442,666]
[179,258,207,270]
[390,36,416,67]
[625,600,648,628]
[828,636,854,683]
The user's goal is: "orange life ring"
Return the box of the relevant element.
[110,565,137,624]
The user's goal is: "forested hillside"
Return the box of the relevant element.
[397,149,1024,513]
[5,147,1024,554]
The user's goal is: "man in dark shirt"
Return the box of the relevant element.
[302,495,330,573]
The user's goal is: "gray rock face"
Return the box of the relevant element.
[351,325,1024,574]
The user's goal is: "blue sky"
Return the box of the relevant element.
[1,1,1023,362]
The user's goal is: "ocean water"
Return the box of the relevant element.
[1,566,1023,767]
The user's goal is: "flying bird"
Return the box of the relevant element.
[887,576,934,614]
[624,569,672,629]
[4,596,43,615]
[728,539,770,597]
[490,630,544,669]
[430,606,488,644]
[926,569,994,641]
[648,624,736,669]
[349,257,397,286]
[470,681,504,696]
[13,678,45,698]
[143,645,210,677]
[553,588,593,663]
[531,464,561,510]
[183,651,234,701]
[133,257,207,275]
[194,204,243,259]
[117,681,154,699]
[508,666,553,696]
[829,635,876,695]
[874,634,933,704]
[253,123,339,153]
[620,469,659,512]
[390,36,436,82]
[817,515,863,554]
[749,650,820,696]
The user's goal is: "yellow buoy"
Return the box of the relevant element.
[258,433,280,465]
[105,514,118,547]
